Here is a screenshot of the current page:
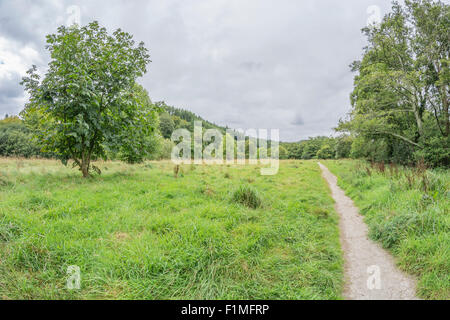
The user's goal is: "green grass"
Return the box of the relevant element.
[231,185,262,209]
[323,160,449,300]
[0,159,342,299]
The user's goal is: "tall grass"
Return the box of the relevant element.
[324,159,449,300]
[0,159,343,299]
[231,186,262,209]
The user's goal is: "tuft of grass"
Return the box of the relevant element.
[0,173,12,188]
[231,185,262,209]
[0,221,21,242]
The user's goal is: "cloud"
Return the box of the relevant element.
[0,36,42,116]
[0,0,392,141]
[291,114,304,126]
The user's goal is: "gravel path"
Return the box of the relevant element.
[318,162,419,300]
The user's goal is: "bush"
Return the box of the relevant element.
[0,130,45,158]
[154,138,174,160]
[0,117,50,158]
[414,136,450,168]
[231,185,262,209]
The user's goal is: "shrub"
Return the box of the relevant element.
[154,138,174,160]
[414,136,450,168]
[0,117,53,158]
[231,185,262,209]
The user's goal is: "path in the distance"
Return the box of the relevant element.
[318,162,418,300]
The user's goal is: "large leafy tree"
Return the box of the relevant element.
[116,84,161,164]
[340,0,449,166]
[21,21,154,177]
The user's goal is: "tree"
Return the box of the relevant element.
[317,144,335,159]
[284,142,304,159]
[21,21,153,177]
[278,145,289,159]
[335,135,353,159]
[117,84,160,164]
[301,137,327,159]
[339,0,449,167]
[159,112,175,139]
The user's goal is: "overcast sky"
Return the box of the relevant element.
[0,0,395,141]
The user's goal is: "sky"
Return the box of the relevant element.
[0,0,395,142]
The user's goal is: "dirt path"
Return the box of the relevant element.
[318,163,418,300]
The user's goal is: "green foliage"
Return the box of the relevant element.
[414,136,450,168]
[116,84,160,164]
[284,142,304,159]
[335,135,353,159]
[350,136,391,162]
[0,116,49,158]
[21,21,153,177]
[150,138,174,160]
[159,102,226,134]
[231,185,262,209]
[301,141,321,160]
[278,145,289,160]
[282,137,347,160]
[158,112,175,139]
[301,137,335,160]
[317,145,334,160]
[339,0,450,168]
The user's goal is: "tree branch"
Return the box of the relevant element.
[376,130,423,148]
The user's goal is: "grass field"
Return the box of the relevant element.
[324,160,449,300]
[0,159,343,299]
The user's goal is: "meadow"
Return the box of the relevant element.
[324,160,449,300]
[0,159,343,299]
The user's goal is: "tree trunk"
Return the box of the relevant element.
[80,152,90,178]
[81,160,90,178]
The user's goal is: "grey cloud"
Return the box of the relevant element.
[0,0,393,141]
[239,62,263,72]
[0,72,23,102]
[291,114,304,126]
[0,72,25,115]
[0,0,63,46]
